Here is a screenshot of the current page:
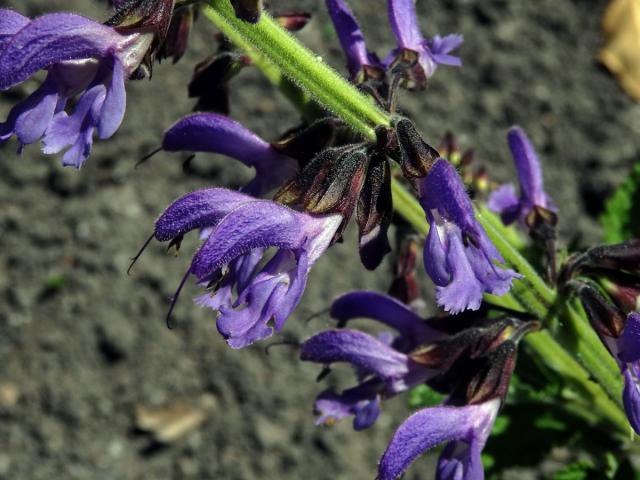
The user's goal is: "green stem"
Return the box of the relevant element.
[525,331,629,435]
[563,302,625,407]
[477,206,556,306]
[204,1,389,138]
[202,0,629,436]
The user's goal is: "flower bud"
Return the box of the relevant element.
[392,117,439,178]
[188,51,248,113]
[586,239,640,275]
[230,0,263,23]
[388,226,422,307]
[158,5,197,63]
[274,12,311,31]
[271,118,340,166]
[574,281,626,338]
[601,274,640,314]
[107,0,176,44]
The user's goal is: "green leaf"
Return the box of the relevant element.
[407,385,445,409]
[600,162,640,242]
[553,460,595,480]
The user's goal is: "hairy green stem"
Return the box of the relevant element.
[564,302,625,407]
[203,0,629,435]
[525,331,629,435]
[204,1,389,137]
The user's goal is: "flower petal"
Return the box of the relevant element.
[487,184,520,225]
[154,188,254,241]
[378,406,475,480]
[423,221,450,286]
[0,9,29,52]
[436,231,484,313]
[190,201,309,281]
[330,290,438,343]
[314,381,382,430]
[428,34,464,64]
[162,113,298,195]
[378,400,499,480]
[325,0,376,77]
[419,159,476,233]
[216,250,308,348]
[621,312,640,363]
[97,59,126,139]
[0,13,124,90]
[387,0,423,50]
[1,76,59,144]
[508,127,546,207]
[623,365,640,435]
[300,329,411,380]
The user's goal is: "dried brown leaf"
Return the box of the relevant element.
[135,394,215,443]
[600,0,640,100]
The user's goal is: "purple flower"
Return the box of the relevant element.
[153,188,341,348]
[488,127,556,226]
[161,113,298,196]
[386,0,462,84]
[300,291,441,430]
[418,159,519,313]
[617,312,640,434]
[378,398,500,480]
[330,290,441,349]
[325,0,382,81]
[0,10,154,167]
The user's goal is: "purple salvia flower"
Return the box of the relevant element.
[386,0,462,81]
[617,312,640,433]
[325,0,382,80]
[418,159,519,313]
[301,329,436,430]
[378,398,500,480]
[576,282,640,433]
[0,10,154,167]
[300,291,441,430]
[162,113,299,197]
[154,188,341,348]
[488,126,556,226]
[330,290,441,349]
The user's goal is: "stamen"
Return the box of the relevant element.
[303,307,331,324]
[135,146,163,169]
[182,154,196,170]
[166,268,191,329]
[316,365,332,382]
[127,232,155,275]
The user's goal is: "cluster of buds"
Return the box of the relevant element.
[560,240,640,432]
[300,291,537,479]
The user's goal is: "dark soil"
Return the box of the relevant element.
[1,0,638,479]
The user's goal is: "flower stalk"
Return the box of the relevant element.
[203,0,628,435]
[203,0,389,137]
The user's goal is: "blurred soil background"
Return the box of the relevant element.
[1,0,639,478]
